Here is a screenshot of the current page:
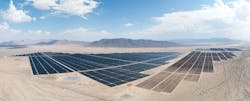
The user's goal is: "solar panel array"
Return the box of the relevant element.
[189,52,206,74]
[80,68,148,86]
[20,48,240,92]
[29,53,72,75]
[137,50,237,93]
[195,48,242,51]
[21,52,179,87]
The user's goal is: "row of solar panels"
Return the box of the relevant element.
[137,51,237,93]
[196,48,241,51]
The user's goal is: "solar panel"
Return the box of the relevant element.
[225,48,241,51]
[118,63,156,72]
[29,56,38,75]
[145,55,178,65]
[217,53,227,60]
[137,50,238,93]
[93,52,178,62]
[212,53,220,61]
[228,52,236,56]
[30,54,48,74]
[176,52,201,73]
[210,48,225,51]
[222,52,232,58]
[165,51,196,72]
[203,53,213,72]
[29,53,73,75]
[36,55,58,74]
[72,54,131,66]
[41,56,72,73]
[189,53,205,74]
[80,68,148,86]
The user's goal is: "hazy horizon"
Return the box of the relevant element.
[0,37,242,43]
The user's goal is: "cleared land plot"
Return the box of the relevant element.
[184,74,200,82]
[164,52,196,72]
[176,52,201,73]
[189,53,205,74]
[136,72,171,89]
[228,52,236,56]
[212,53,220,61]
[203,53,213,72]
[137,50,238,93]
[152,73,185,93]
[222,52,233,59]
[217,53,227,60]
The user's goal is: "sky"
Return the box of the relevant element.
[0,0,250,42]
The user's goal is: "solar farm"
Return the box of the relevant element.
[15,47,240,94]
[22,52,179,87]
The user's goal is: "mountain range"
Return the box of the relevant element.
[89,38,178,47]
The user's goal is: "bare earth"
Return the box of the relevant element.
[0,43,249,101]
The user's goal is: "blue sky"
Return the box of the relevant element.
[0,0,249,42]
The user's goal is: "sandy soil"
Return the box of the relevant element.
[0,43,249,101]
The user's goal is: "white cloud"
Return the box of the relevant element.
[2,0,35,23]
[54,0,98,19]
[127,0,250,41]
[0,22,51,42]
[124,22,134,27]
[0,25,114,42]
[29,0,57,10]
[0,22,10,30]
[27,0,99,19]
[59,27,115,41]
[39,16,46,19]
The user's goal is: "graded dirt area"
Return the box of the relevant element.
[0,44,249,101]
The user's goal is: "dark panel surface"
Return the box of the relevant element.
[80,68,148,86]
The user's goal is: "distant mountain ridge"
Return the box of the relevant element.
[89,38,178,47]
[0,41,27,49]
[0,41,17,46]
[34,40,88,46]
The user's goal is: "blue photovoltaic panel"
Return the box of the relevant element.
[217,53,227,60]
[80,68,148,86]
[210,48,225,51]
[225,48,241,51]
[222,52,232,59]
[203,53,213,72]
[29,53,72,75]
[118,63,156,72]
[51,55,98,71]
[72,54,131,66]
[145,55,178,65]
[93,52,178,62]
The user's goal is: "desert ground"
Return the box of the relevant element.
[0,43,249,101]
